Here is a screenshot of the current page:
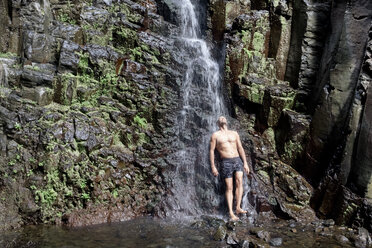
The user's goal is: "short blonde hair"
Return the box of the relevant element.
[217,116,226,127]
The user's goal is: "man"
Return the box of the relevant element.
[210,116,250,221]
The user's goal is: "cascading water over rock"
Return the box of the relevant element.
[162,0,255,219]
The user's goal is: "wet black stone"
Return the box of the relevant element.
[226,232,239,245]
[323,219,335,227]
[213,225,227,241]
[239,240,250,248]
[256,230,270,241]
[58,40,82,72]
[269,237,283,247]
[226,221,237,231]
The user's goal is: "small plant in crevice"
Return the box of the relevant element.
[133,115,148,129]
[81,192,90,200]
[14,123,21,130]
[57,10,76,25]
[8,159,16,166]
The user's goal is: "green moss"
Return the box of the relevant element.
[125,133,136,150]
[0,52,17,58]
[112,189,119,198]
[120,3,142,23]
[54,73,78,105]
[87,30,113,46]
[136,132,147,146]
[14,122,22,130]
[117,26,137,41]
[130,47,143,61]
[151,55,160,64]
[100,64,118,86]
[24,65,41,71]
[267,94,295,126]
[241,30,251,45]
[269,0,280,8]
[133,115,148,129]
[57,12,76,25]
[35,188,58,206]
[77,51,90,74]
[240,83,266,105]
[75,52,99,87]
[252,32,265,52]
[282,140,303,162]
[257,170,270,179]
[81,193,90,200]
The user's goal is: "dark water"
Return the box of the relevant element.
[0,217,221,248]
[0,217,357,248]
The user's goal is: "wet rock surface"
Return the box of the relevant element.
[0,0,181,228]
[0,0,371,244]
[220,0,372,236]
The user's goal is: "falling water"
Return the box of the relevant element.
[163,0,229,218]
[177,1,225,130]
[162,0,257,219]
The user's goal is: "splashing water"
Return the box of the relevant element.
[176,0,226,133]
[163,0,228,218]
[162,0,257,220]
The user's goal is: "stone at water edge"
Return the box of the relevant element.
[269,237,283,247]
[256,230,271,242]
[354,227,372,248]
[226,220,237,231]
[323,219,335,227]
[336,235,350,244]
[213,225,227,241]
[226,232,239,245]
[240,240,251,248]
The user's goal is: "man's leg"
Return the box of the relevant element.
[225,177,238,220]
[235,171,247,214]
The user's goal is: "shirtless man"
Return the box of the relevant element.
[210,116,250,221]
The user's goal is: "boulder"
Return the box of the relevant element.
[275,109,310,166]
[23,31,57,64]
[53,73,77,105]
[262,83,296,127]
[213,225,227,241]
[58,40,82,72]
[21,86,53,106]
[21,63,56,87]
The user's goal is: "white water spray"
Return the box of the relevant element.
[178,0,225,130]
[164,0,229,218]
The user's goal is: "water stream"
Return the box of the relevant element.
[0,217,355,248]
[162,0,255,219]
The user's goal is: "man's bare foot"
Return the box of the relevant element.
[236,208,247,214]
[229,214,239,221]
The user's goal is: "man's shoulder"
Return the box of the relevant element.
[212,130,220,137]
[229,130,238,135]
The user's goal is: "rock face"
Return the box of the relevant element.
[0,0,183,229]
[211,0,316,223]
[0,0,372,234]
[214,0,372,233]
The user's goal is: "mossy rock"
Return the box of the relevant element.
[213,225,227,241]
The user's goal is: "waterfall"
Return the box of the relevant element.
[178,1,225,132]
[162,0,256,220]
[163,0,228,218]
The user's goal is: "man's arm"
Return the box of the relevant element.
[210,133,219,177]
[236,132,250,174]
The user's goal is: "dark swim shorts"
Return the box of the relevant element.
[221,157,243,178]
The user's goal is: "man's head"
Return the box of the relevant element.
[217,116,227,128]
